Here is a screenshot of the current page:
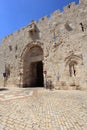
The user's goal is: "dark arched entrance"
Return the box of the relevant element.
[23,45,44,87]
[30,61,44,87]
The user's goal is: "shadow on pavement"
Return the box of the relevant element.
[0,88,8,91]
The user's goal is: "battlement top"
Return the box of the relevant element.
[2,0,87,42]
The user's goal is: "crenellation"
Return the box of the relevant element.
[64,4,71,12]
[38,16,48,24]
[64,2,77,12]
[70,2,76,7]
[50,10,61,17]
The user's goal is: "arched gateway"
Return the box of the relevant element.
[20,42,44,87]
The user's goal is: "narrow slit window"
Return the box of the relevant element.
[9,45,12,51]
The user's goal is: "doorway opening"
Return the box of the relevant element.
[30,61,44,87]
[23,45,44,88]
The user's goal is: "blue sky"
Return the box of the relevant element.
[0,0,79,41]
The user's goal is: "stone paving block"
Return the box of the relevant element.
[0,88,87,130]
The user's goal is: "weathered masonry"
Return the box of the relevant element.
[0,0,87,90]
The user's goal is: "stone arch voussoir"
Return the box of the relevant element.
[21,41,44,61]
[19,41,44,87]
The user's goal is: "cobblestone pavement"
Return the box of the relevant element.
[0,88,87,130]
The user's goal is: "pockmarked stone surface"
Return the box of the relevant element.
[0,88,87,130]
[0,0,87,90]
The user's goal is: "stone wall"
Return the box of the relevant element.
[0,0,87,90]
